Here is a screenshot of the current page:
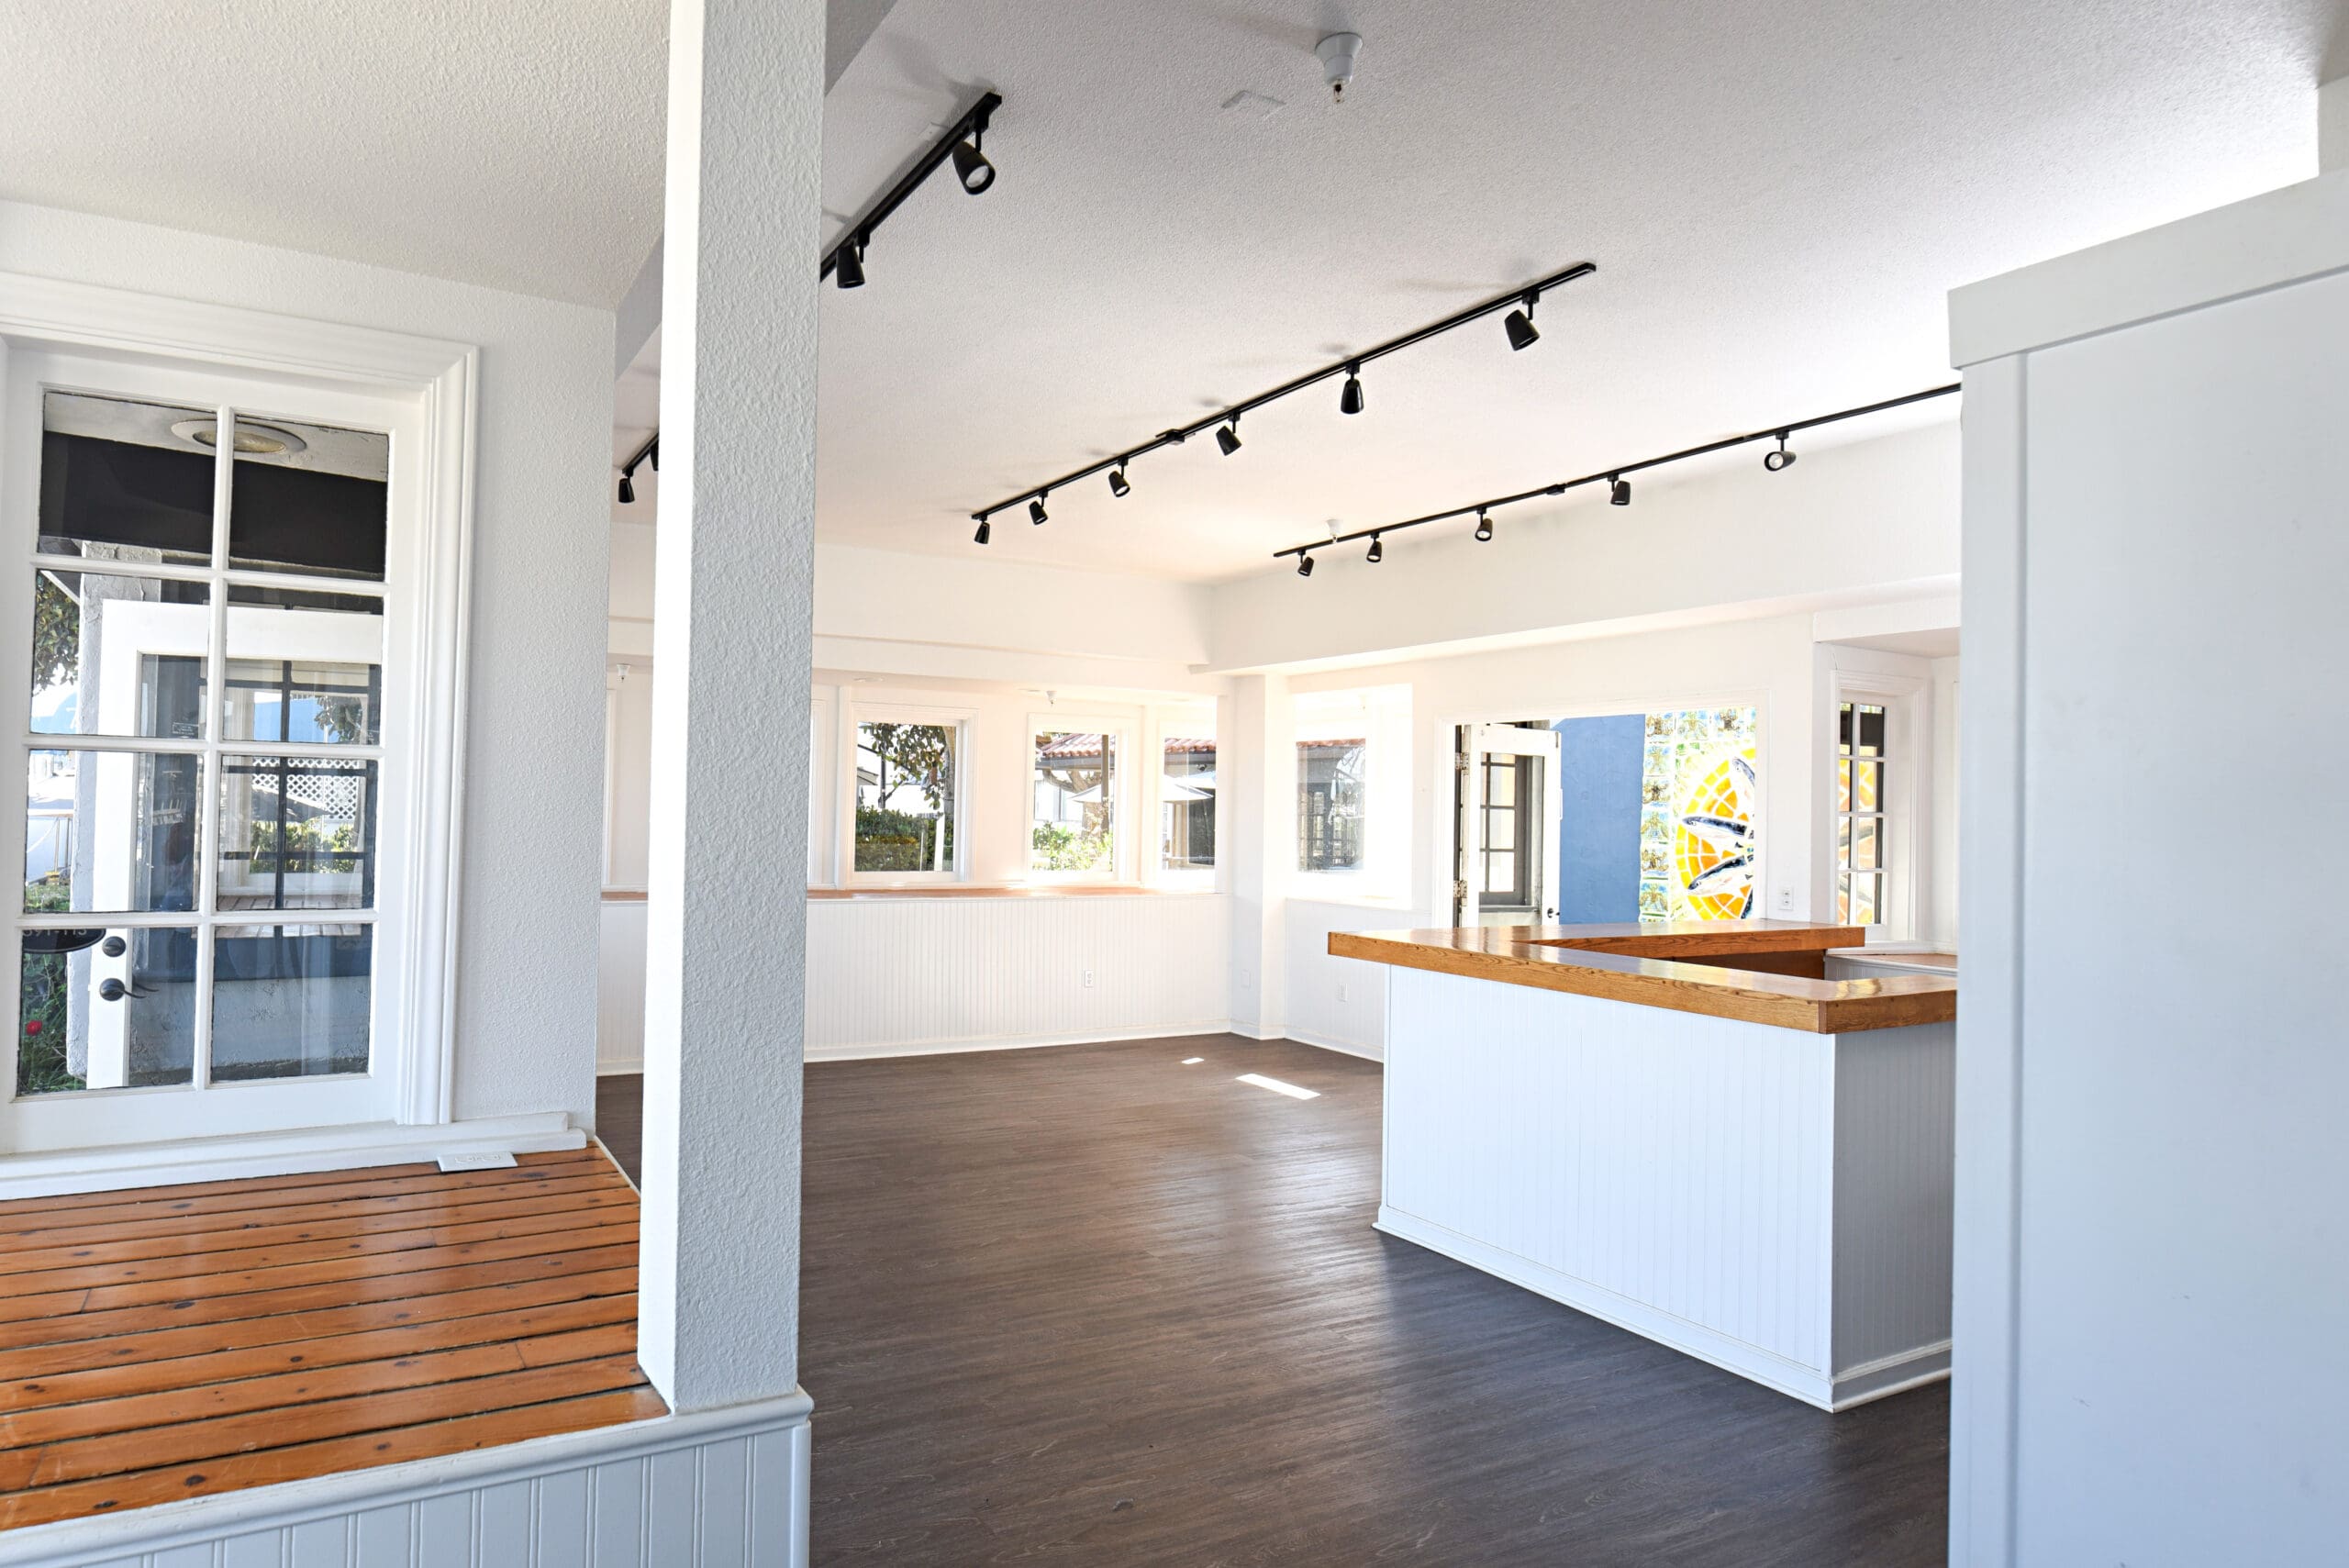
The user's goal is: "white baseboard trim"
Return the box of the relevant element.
[1829,1340,1954,1409]
[0,1389,814,1567]
[806,1020,1241,1062]
[1375,1207,1945,1412]
[596,1057,645,1075]
[0,1112,584,1201]
[1284,1029,1385,1062]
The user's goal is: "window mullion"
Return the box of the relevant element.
[190,404,235,1093]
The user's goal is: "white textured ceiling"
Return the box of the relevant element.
[813,0,2335,581]
[0,0,669,306]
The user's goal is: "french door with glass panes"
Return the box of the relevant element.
[1453,723,1563,929]
[0,350,422,1153]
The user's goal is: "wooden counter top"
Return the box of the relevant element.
[1330,920,1955,1033]
[807,884,1184,900]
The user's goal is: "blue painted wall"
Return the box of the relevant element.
[1555,715,1645,923]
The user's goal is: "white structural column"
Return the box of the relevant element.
[2323,76,2348,172]
[1946,170,2349,1564]
[640,0,826,1418]
[1223,675,1294,1036]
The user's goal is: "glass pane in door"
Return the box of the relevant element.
[17,926,198,1094]
[23,750,202,914]
[217,756,378,911]
[211,924,372,1081]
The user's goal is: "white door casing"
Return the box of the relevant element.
[0,277,476,1159]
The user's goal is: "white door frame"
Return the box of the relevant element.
[0,273,478,1157]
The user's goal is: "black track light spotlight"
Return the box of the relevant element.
[1217,419,1242,457]
[1340,366,1365,416]
[1763,432,1797,472]
[1609,474,1631,506]
[1297,552,1315,578]
[1030,494,1049,525]
[1366,533,1384,563]
[974,516,992,545]
[836,238,867,289]
[647,439,659,472]
[1504,292,1541,351]
[952,130,996,195]
[1475,508,1495,542]
[1108,465,1130,498]
[616,470,635,506]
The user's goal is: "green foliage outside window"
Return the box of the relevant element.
[17,942,83,1095]
[250,817,362,875]
[1031,822,1112,873]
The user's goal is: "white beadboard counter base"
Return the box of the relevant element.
[1376,964,1954,1413]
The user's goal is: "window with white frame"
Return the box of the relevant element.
[1836,700,1887,925]
[851,711,964,880]
[1157,714,1216,878]
[1295,685,1410,884]
[1031,728,1120,877]
[1297,739,1367,872]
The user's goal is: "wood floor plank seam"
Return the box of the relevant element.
[8,1352,651,1490]
[0,1239,643,1351]
[0,1195,641,1293]
[3,1295,643,1415]
[0,1324,644,1446]
[0,1388,670,1533]
[72,1224,645,1314]
[0,1173,630,1251]
[0,1269,643,1382]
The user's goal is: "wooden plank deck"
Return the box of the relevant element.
[0,1146,662,1532]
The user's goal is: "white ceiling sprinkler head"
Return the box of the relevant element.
[1316,32,1363,102]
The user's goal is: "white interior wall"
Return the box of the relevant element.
[605,422,1964,1066]
[3,197,614,1131]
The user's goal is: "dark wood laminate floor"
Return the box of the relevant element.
[596,1037,1949,1566]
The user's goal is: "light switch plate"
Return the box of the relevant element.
[438,1151,518,1173]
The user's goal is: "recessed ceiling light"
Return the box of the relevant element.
[170,417,307,457]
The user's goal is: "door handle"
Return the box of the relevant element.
[96,978,153,1002]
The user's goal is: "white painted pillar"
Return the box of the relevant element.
[640,0,826,1414]
[1223,674,1294,1037]
[2324,77,2349,173]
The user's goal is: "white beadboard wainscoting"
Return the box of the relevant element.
[1283,898,1407,1059]
[598,896,650,1073]
[1378,968,1954,1410]
[802,894,1232,1059]
[6,1395,810,1568]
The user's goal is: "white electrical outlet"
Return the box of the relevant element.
[1240,969,1253,988]
[1774,885,1797,914]
[1338,983,1350,1003]
[1083,969,1095,988]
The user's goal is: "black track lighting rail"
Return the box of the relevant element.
[1275,383,1961,564]
[821,90,1003,284]
[618,91,1003,503]
[970,261,1598,529]
[616,431,659,506]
